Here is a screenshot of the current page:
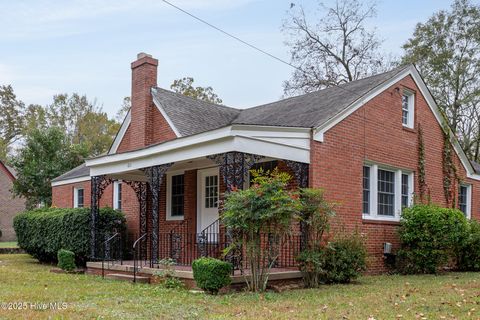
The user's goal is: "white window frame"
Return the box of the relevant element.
[362,163,414,222]
[166,170,185,221]
[459,184,472,219]
[73,187,84,208]
[402,90,415,129]
[113,180,122,211]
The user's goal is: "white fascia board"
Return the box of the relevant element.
[51,176,91,187]
[231,124,311,136]
[89,135,309,176]
[87,126,233,167]
[151,88,182,137]
[109,110,131,155]
[86,125,310,176]
[313,65,480,181]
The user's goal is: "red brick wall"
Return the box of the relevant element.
[310,75,480,273]
[116,54,177,153]
[0,165,25,241]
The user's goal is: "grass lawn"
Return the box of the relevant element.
[0,254,479,319]
[0,242,17,248]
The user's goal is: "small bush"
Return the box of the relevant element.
[298,231,367,286]
[458,221,480,271]
[14,207,125,265]
[154,258,184,289]
[297,249,324,288]
[192,257,232,294]
[57,249,76,271]
[397,204,468,274]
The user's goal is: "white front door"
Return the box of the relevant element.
[197,167,220,234]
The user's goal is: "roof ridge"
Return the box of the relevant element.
[235,64,411,117]
[152,87,241,112]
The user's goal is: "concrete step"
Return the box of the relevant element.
[105,273,150,283]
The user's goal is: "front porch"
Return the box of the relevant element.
[86,127,310,275]
[86,260,303,286]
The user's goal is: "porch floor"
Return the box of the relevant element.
[87,260,302,284]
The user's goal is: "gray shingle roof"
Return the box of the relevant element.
[51,163,89,182]
[56,65,411,182]
[152,88,241,136]
[233,65,409,128]
[153,65,410,135]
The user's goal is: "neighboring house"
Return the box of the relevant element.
[51,53,480,273]
[0,161,25,241]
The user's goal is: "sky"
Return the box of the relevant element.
[0,0,457,117]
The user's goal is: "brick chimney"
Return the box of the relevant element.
[130,52,158,149]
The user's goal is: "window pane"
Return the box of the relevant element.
[171,175,184,216]
[459,186,468,215]
[77,189,84,208]
[378,169,395,216]
[117,183,122,211]
[363,166,370,214]
[402,95,409,125]
[401,174,409,209]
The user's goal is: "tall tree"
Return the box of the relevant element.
[0,85,25,159]
[282,0,392,95]
[402,0,480,161]
[116,96,131,123]
[11,127,88,209]
[45,93,119,156]
[170,77,223,104]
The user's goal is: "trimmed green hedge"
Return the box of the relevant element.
[397,204,468,274]
[458,221,480,271]
[14,207,125,265]
[192,257,232,294]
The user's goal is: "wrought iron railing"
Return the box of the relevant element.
[101,232,122,278]
[132,233,148,283]
[157,230,303,271]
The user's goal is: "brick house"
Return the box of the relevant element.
[0,160,25,241]
[51,53,480,274]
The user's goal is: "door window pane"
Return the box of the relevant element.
[205,175,218,208]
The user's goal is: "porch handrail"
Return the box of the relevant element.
[199,218,220,236]
[133,233,147,284]
[102,232,120,278]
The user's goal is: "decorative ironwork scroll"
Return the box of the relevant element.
[284,160,309,250]
[90,175,114,259]
[284,160,309,188]
[207,152,264,191]
[124,180,148,237]
[206,152,264,269]
[143,163,173,265]
[171,233,182,262]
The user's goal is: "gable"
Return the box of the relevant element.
[110,101,178,154]
[313,65,479,181]
[0,161,15,182]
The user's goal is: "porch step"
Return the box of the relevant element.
[105,273,150,283]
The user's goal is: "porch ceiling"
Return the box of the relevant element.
[86,125,311,177]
